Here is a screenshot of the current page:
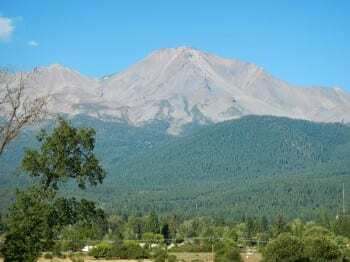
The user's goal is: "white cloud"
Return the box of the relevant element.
[0,16,14,41]
[28,40,38,47]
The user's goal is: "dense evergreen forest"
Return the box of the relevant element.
[96,116,350,219]
[0,115,349,219]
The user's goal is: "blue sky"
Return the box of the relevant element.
[0,0,349,90]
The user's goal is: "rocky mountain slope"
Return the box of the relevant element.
[5,47,350,134]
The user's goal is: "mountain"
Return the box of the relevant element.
[101,47,350,133]
[1,48,350,218]
[5,47,349,134]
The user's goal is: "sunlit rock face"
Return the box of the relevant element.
[4,47,350,134]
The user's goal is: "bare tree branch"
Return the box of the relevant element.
[0,69,48,155]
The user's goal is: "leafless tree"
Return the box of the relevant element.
[0,69,47,155]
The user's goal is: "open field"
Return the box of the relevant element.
[169,252,212,261]
[38,259,152,262]
[3,258,152,262]
[0,251,262,262]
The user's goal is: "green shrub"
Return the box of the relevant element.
[2,232,41,262]
[168,254,178,262]
[152,248,167,262]
[43,252,53,259]
[262,233,305,262]
[170,243,211,252]
[88,242,113,258]
[51,241,63,257]
[59,238,85,252]
[214,245,242,262]
[89,241,149,259]
[70,254,84,262]
[343,247,350,262]
[151,249,179,262]
[118,241,149,259]
[303,235,341,261]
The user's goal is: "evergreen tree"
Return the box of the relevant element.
[0,212,4,234]
[161,223,171,244]
[272,215,287,237]
[145,212,160,233]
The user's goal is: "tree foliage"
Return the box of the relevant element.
[263,222,344,262]
[22,117,106,190]
[262,233,306,262]
[2,187,53,262]
[2,118,106,261]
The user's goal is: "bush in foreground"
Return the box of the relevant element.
[89,241,149,259]
[303,235,341,261]
[262,229,344,262]
[262,233,305,262]
[214,241,242,262]
[88,242,113,258]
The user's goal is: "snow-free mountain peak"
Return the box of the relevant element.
[3,48,350,134]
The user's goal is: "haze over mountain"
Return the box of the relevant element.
[8,47,350,134]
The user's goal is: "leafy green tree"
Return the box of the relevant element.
[128,216,144,240]
[2,118,106,261]
[2,187,54,262]
[22,117,106,190]
[167,214,181,238]
[343,246,350,262]
[262,233,306,262]
[142,232,164,248]
[200,227,216,249]
[272,215,287,237]
[214,240,242,262]
[245,217,254,239]
[288,219,305,238]
[257,216,269,233]
[303,234,341,261]
[333,216,350,238]
[317,210,331,229]
[145,211,160,233]
[222,227,238,242]
[107,214,124,235]
[302,227,341,262]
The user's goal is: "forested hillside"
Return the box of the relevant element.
[0,115,349,219]
[95,116,350,219]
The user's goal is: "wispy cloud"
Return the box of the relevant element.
[0,16,14,41]
[28,40,38,47]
